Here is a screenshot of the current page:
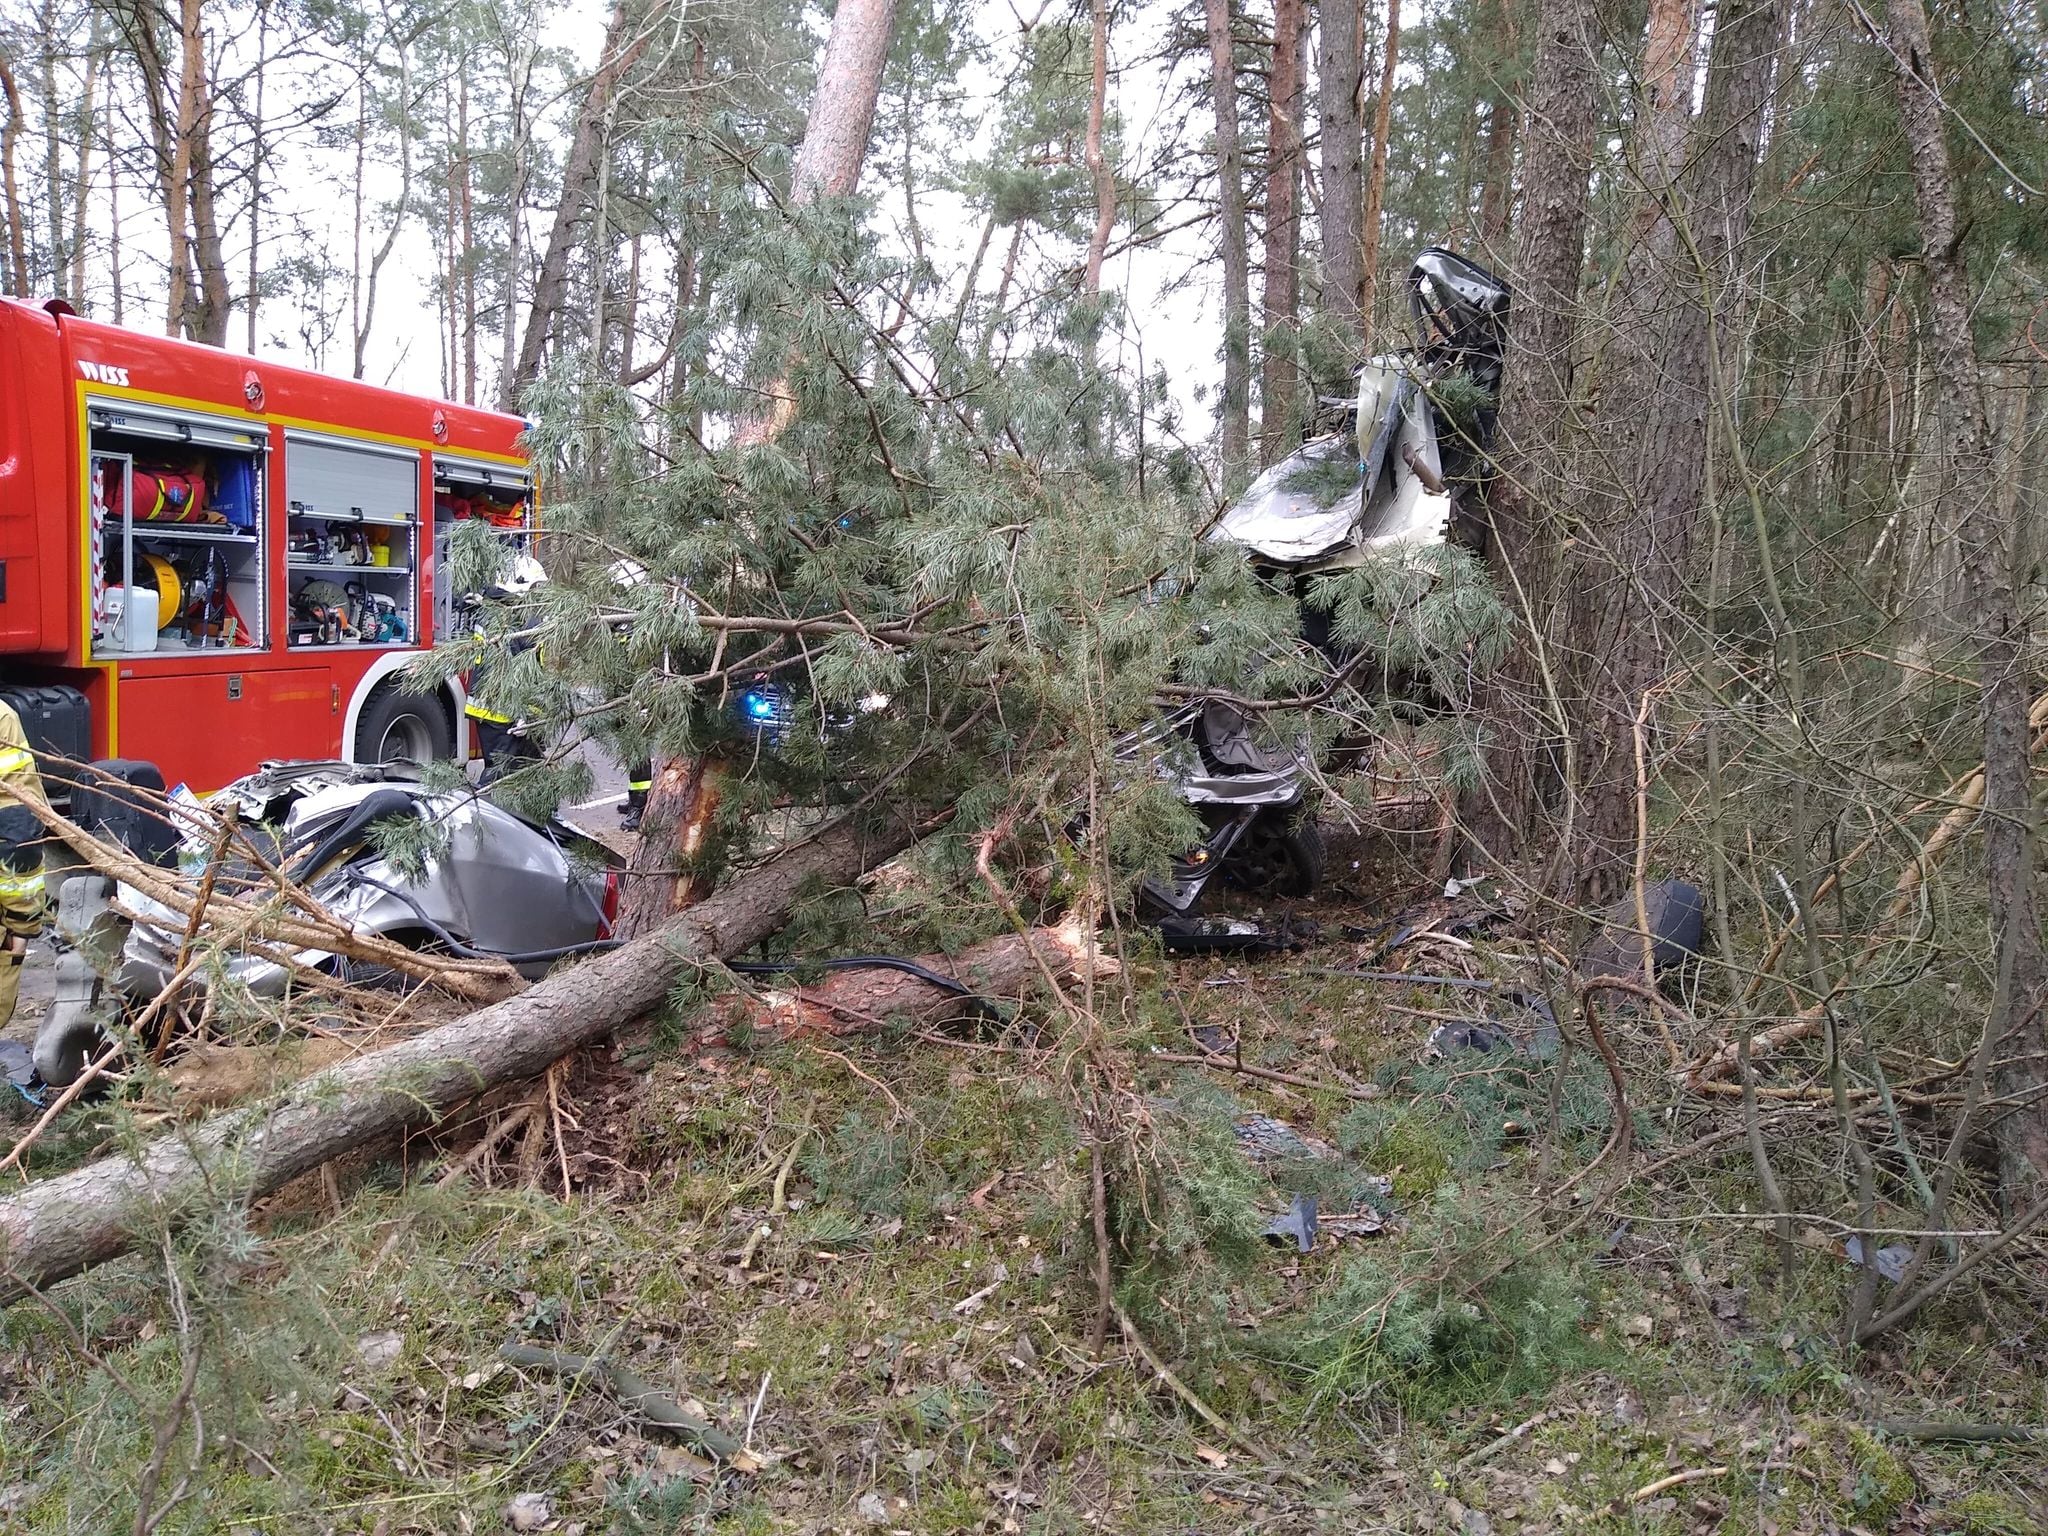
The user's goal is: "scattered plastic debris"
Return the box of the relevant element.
[1579,880,1706,979]
[1156,913,1319,956]
[1265,1194,1319,1252]
[1844,1236,1915,1284]
[1233,1113,1338,1164]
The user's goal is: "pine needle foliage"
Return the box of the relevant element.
[417,194,1505,903]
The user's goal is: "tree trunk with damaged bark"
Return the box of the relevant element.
[623,0,900,936]
[709,922,1111,1040]
[1883,0,2044,1211]
[0,815,913,1303]
[1457,0,1601,871]
[1560,0,1775,899]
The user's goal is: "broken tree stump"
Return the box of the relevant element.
[0,815,912,1303]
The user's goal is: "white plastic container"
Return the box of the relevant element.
[122,588,159,651]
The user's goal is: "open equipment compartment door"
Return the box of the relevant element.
[85,399,267,657]
[283,431,420,650]
[430,453,532,642]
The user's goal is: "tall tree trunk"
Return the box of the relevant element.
[1203,0,1252,473]
[353,41,415,379]
[1561,0,1755,898]
[68,19,105,309]
[1081,0,1115,296]
[1883,0,2044,1210]
[181,0,230,344]
[36,0,62,297]
[0,50,26,297]
[163,0,201,336]
[512,0,651,395]
[1457,0,1601,869]
[1316,0,1364,349]
[1477,86,1517,246]
[1259,0,1305,463]
[244,0,268,351]
[497,34,536,407]
[792,0,900,203]
[459,66,477,404]
[1357,0,1399,354]
[622,0,901,939]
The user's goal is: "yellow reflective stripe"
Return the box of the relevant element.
[626,779,652,792]
[0,746,34,776]
[0,870,45,903]
[465,703,514,724]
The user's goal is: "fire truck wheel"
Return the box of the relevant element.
[355,684,454,765]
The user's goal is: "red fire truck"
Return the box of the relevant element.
[0,298,533,791]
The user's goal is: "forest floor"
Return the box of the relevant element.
[0,828,2043,1535]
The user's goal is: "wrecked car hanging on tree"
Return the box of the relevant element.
[1208,249,1510,572]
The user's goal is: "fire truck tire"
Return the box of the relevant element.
[354,684,454,765]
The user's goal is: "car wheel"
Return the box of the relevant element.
[1223,814,1325,898]
[332,928,449,992]
[355,684,453,765]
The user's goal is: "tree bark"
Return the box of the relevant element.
[710,922,1111,1040]
[179,0,230,345]
[1357,0,1400,354]
[1258,0,1305,463]
[1204,0,1253,473]
[0,49,27,297]
[512,0,652,395]
[68,22,102,309]
[1316,0,1365,348]
[0,815,915,1303]
[1082,0,1115,296]
[244,1,268,351]
[1457,0,1601,869]
[1884,0,2044,1209]
[793,0,900,203]
[1477,85,1517,246]
[1561,0,1770,898]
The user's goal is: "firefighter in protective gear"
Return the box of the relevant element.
[0,701,48,1032]
[607,559,654,833]
[462,556,547,785]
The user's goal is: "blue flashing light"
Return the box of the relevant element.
[742,689,778,721]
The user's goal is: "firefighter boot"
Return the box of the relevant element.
[622,763,651,833]
[0,935,24,1033]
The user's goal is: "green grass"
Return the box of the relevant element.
[2,972,2040,1534]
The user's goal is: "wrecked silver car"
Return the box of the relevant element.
[1208,247,1509,571]
[35,760,618,1086]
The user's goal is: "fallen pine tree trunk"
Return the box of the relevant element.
[710,917,1111,1039]
[0,814,914,1303]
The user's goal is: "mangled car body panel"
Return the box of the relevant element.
[1207,248,1509,573]
[34,760,614,1085]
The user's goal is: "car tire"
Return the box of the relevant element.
[332,928,447,992]
[1223,814,1326,899]
[355,684,453,765]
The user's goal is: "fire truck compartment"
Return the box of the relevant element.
[0,296,531,790]
[88,399,269,658]
[432,453,533,642]
[114,667,335,792]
